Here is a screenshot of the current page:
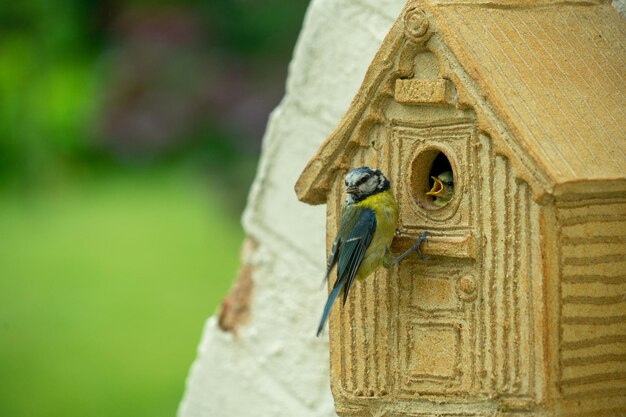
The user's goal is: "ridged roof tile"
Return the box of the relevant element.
[434,2,626,183]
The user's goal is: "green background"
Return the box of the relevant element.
[0,1,308,416]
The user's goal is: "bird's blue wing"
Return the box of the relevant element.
[316,206,376,336]
[336,207,376,304]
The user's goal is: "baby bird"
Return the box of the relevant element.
[317,167,428,336]
[426,171,454,207]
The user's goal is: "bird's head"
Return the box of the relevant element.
[344,167,390,204]
[426,170,454,207]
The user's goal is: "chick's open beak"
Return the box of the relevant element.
[426,176,444,196]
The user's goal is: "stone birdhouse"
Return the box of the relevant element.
[295,1,626,416]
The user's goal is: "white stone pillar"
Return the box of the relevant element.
[178,1,404,416]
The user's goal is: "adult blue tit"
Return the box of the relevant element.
[426,170,454,207]
[317,167,428,336]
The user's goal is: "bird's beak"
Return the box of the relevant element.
[346,186,359,194]
[426,176,444,196]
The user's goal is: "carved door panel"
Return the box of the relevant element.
[396,262,478,396]
[383,120,481,398]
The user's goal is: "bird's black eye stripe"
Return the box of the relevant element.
[355,176,369,186]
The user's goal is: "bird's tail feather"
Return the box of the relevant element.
[316,282,343,337]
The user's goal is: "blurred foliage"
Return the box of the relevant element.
[0,1,103,176]
[0,0,309,207]
[0,1,309,416]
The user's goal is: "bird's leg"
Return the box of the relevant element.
[383,231,429,268]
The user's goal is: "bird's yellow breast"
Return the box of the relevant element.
[353,189,398,280]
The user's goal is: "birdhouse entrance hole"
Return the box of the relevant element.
[411,148,454,209]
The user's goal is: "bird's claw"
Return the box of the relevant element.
[413,231,429,261]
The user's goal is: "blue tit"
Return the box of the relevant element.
[426,171,454,207]
[317,167,428,336]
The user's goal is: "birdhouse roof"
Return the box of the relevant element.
[296,0,626,205]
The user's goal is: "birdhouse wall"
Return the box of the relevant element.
[553,195,626,412]
[326,113,547,416]
[473,135,545,403]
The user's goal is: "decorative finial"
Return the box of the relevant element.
[404,6,431,45]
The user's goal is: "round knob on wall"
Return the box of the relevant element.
[457,275,477,302]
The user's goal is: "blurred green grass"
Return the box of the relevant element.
[0,1,307,414]
[0,167,244,417]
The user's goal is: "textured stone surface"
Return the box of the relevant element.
[296,1,626,416]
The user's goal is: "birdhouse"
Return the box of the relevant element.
[295,1,626,416]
